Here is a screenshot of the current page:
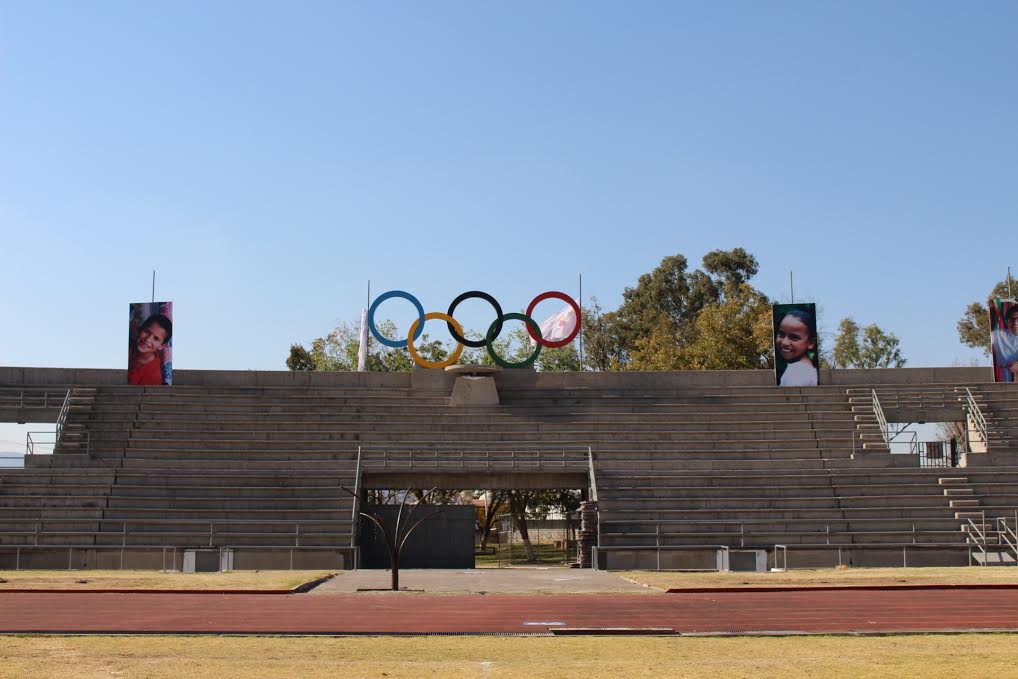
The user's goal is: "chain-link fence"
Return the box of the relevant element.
[477,514,577,567]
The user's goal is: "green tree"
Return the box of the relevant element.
[674,284,773,370]
[285,344,316,371]
[580,299,626,371]
[285,319,450,372]
[832,317,906,368]
[504,489,581,562]
[610,249,767,370]
[958,279,1014,355]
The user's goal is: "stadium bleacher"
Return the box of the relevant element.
[0,366,1016,570]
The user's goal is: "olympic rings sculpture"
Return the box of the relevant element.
[367,290,581,369]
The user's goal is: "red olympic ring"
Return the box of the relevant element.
[525,291,581,349]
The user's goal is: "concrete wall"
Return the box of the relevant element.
[0,366,413,389]
[0,365,992,391]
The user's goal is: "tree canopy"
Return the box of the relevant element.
[584,248,772,371]
[831,317,906,369]
[957,278,1015,355]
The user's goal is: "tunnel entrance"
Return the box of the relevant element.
[356,485,587,570]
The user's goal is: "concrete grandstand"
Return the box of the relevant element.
[0,365,1015,571]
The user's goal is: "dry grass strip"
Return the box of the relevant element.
[0,570,337,591]
[620,566,1018,590]
[1,634,1016,679]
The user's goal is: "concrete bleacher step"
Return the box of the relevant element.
[955,511,985,520]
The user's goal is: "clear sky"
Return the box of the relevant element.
[1,1,1015,386]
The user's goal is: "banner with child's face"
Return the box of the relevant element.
[989,298,1018,383]
[128,302,173,385]
[773,303,819,387]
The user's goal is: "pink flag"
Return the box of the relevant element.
[530,304,577,346]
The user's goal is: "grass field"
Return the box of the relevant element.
[2,634,1016,678]
[0,570,336,590]
[475,543,572,567]
[620,566,1018,590]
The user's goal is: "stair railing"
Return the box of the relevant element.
[25,431,54,456]
[54,389,72,445]
[966,511,989,566]
[996,510,1018,566]
[963,387,988,446]
[350,445,363,566]
[362,446,590,470]
[872,390,891,446]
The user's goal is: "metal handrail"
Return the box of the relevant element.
[361,447,590,470]
[0,517,355,550]
[25,430,90,457]
[0,517,354,527]
[0,544,350,572]
[966,512,989,566]
[864,389,964,410]
[872,389,891,446]
[54,389,72,444]
[964,387,988,445]
[996,510,1018,565]
[774,544,788,571]
[25,432,55,456]
[351,445,363,555]
[0,388,64,410]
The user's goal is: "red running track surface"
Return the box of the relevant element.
[2,590,1018,635]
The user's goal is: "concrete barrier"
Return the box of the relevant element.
[0,365,992,391]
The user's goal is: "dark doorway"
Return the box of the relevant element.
[359,504,475,569]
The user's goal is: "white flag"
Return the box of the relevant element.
[530,304,577,346]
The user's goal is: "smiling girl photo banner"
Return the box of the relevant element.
[128,301,173,386]
[989,298,1018,384]
[772,303,819,387]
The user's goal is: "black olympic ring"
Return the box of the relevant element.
[446,291,504,348]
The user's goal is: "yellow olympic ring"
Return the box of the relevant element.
[407,312,465,369]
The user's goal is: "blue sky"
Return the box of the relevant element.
[1,1,1015,389]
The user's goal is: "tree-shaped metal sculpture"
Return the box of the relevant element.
[342,485,442,591]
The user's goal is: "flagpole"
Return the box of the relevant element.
[358,280,371,372]
[578,272,586,372]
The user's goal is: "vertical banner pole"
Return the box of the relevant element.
[359,280,372,372]
[789,271,794,304]
[578,273,583,371]
[151,270,156,303]
[357,308,369,372]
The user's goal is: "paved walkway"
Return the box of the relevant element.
[312,568,654,594]
[2,588,1018,635]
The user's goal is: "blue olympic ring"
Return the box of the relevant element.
[368,290,426,349]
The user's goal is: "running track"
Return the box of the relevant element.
[2,589,1018,635]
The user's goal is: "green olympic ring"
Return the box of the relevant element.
[486,312,543,369]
